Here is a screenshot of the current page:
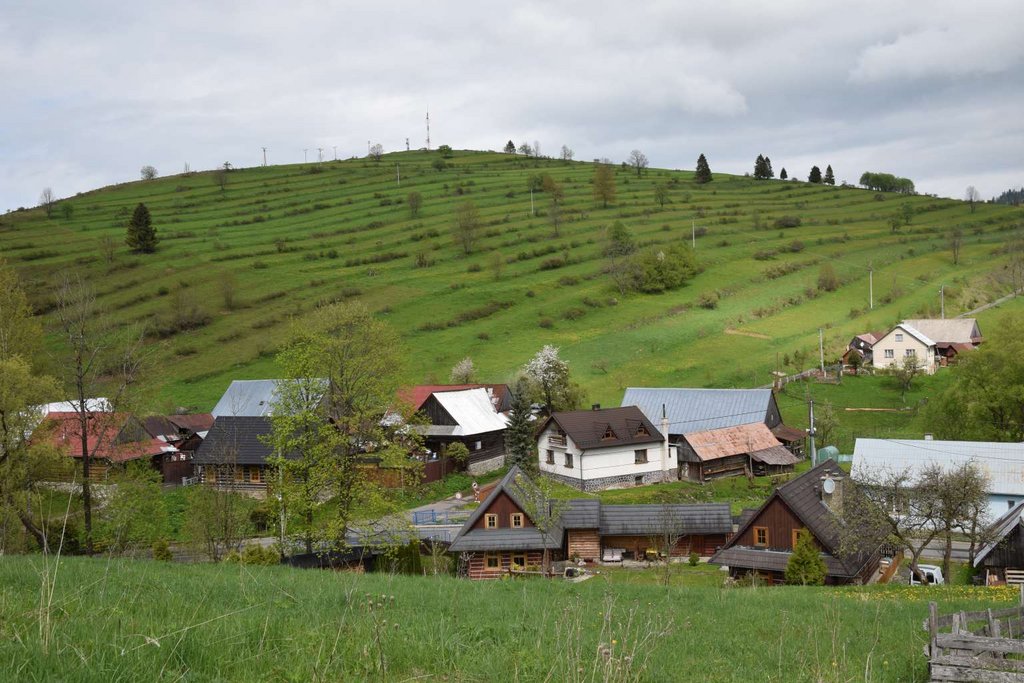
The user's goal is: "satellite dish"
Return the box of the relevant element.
[822,477,836,494]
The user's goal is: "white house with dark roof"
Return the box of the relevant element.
[536,405,672,491]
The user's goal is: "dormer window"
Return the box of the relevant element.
[636,424,649,437]
[602,425,617,440]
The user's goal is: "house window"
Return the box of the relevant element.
[474,441,482,451]
[1009,500,1017,510]
[754,527,769,547]
[634,449,648,464]
[234,466,244,482]
[485,514,498,529]
[510,513,524,528]
[249,466,262,483]
[636,424,649,437]
[602,425,616,440]
[546,450,555,465]
[791,529,802,548]
[484,552,500,570]
[895,333,903,342]
[905,349,916,357]
[884,349,895,359]
[565,452,574,468]
[511,553,526,568]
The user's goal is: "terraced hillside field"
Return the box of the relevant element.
[2,150,1021,410]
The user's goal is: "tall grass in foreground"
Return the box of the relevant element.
[0,556,1018,681]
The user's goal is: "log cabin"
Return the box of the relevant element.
[413,387,509,475]
[41,411,176,481]
[974,502,1024,586]
[710,458,882,585]
[677,422,798,482]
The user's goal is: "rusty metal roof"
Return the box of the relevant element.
[684,423,782,462]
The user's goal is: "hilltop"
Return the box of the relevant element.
[2,150,1022,411]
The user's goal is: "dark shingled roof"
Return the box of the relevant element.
[599,504,732,536]
[710,547,853,576]
[449,466,564,553]
[541,406,662,451]
[974,501,1024,567]
[561,499,601,529]
[194,416,293,466]
[710,458,881,579]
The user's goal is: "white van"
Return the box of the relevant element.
[909,564,945,585]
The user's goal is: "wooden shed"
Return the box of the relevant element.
[974,502,1024,585]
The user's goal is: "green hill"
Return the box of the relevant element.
[3,150,1022,410]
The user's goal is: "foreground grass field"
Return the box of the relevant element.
[1,556,1017,682]
[3,150,1021,411]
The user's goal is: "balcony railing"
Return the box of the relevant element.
[548,435,567,446]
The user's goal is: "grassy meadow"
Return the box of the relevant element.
[1,555,1019,682]
[2,150,1021,414]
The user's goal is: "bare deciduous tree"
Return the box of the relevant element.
[560,145,574,162]
[39,188,55,217]
[140,165,158,181]
[965,185,981,213]
[369,143,384,161]
[628,150,649,178]
[949,226,963,265]
[452,201,481,255]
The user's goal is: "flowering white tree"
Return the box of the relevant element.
[523,345,580,414]
[449,357,476,383]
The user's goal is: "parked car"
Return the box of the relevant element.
[909,564,945,585]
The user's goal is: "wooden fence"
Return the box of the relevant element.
[926,587,1024,681]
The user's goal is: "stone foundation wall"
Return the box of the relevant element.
[467,453,505,476]
[542,469,672,492]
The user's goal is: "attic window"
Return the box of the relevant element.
[636,424,649,437]
[602,425,617,440]
[485,514,498,529]
[895,333,903,342]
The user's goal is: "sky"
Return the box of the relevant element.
[2,1,1022,212]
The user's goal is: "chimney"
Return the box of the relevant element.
[591,403,601,411]
[924,433,933,441]
[820,474,844,513]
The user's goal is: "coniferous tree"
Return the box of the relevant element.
[808,166,822,184]
[503,140,516,154]
[780,168,788,180]
[823,165,835,186]
[785,529,826,585]
[125,203,158,253]
[504,381,537,471]
[764,156,774,179]
[694,154,713,184]
[754,154,766,179]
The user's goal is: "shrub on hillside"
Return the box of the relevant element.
[817,263,840,292]
[697,291,719,309]
[773,216,802,228]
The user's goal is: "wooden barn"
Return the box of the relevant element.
[40,412,175,481]
[413,387,509,476]
[678,422,798,482]
[143,413,214,484]
[974,502,1024,585]
[710,459,882,585]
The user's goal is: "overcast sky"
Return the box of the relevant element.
[3,1,1022,212]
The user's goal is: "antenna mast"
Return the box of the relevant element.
[425,108,431,150]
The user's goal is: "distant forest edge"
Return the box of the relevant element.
[1,149,1022,410]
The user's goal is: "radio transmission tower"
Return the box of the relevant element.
[425,109,431,150]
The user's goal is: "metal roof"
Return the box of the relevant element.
[210,379,327,418]
[902,318,980,344]
[432,388,508,436]
[622,387,773,435]
[684,423,783,461]
[885,323,935,348]
[853,438,1024,496]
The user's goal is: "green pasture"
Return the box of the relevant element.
[0,555,1017,681]
[2,150,1021,411]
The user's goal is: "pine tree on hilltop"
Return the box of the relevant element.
[754,154,766,179]
[694,153,713,184]
[504,380,537,471]
[764,156,774,179]
[808,166,822,184]
[504,140,516,154]
[125,203,158,253]
[785,529,826,585]
[780,167,788,180]
[823,165,835,186]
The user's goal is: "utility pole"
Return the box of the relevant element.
[405,137,410,152]
[332,145,337,161]
[396,163,400,186]
[317,147,323,163]
[940,285,945,318]
[261,147,267,167]
[367,140,371,156]
[691,219,696,249]
[660,403,669,483]
[303,148,308,164]
[819,328,825,375]
[869,264,874,309]
[808,398,817,467]
[530,188,534,216]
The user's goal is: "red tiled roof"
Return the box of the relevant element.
[42,412,170,463]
